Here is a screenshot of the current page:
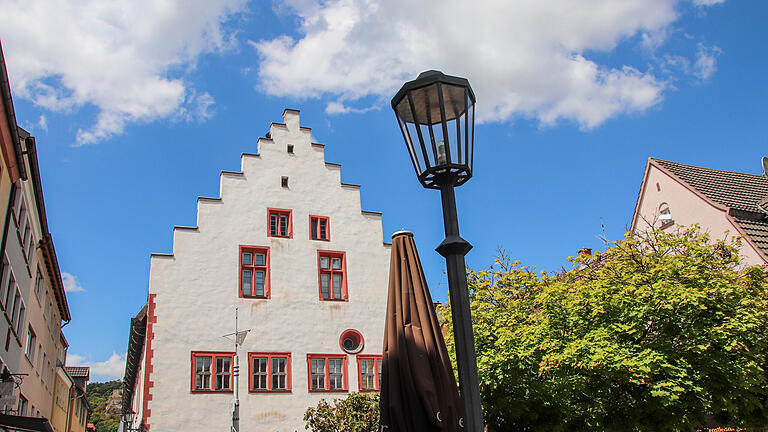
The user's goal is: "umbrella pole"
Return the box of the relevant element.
[436,184,484,432]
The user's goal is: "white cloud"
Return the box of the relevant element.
[693,43,722,80]
[693,0,725,6]
[252,0,723,128]
[62,272,85,293]
[37,115,47,133]
[0,0,248,145]
[67,352,126,382]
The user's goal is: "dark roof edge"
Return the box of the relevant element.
[24,136,69,321]
[122,303,148,413]
[0,40,26,180]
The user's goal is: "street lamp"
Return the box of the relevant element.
[123,409,144,432]
[391,70,483,431]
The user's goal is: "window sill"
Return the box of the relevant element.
[241,295,270,300]
[268,235,291,239]
[190,390,234,394]
[358,389,380,393]
[320,298,348,302]
[309,389,348,393]
[310,238,330,242]
[248,389,292,394]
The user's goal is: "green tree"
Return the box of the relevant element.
[440,226,768,431]
[304,392,379,432]
[85,380,122,432]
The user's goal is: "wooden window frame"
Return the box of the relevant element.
[190,351,235,393]
[356,355,382,392]
[309,215,330,241]
[247,352,292,393]
[267,208,293,238]
[317,250,347,301]
[306,353,348,393]
[239,246,270,299]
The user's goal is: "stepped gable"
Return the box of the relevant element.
[150,108,389,258]
[652,158,768,257]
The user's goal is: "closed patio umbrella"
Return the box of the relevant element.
[380,230,463,432]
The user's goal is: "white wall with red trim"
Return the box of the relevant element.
[140,110,391,431]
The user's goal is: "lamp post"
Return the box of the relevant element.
[391,70,483,431]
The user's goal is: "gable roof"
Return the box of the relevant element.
[65,366,90,379]
[649,158,768,259]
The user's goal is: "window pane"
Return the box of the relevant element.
[333,275,343,299]
[252,358,267,390]
[311,218,318,239]
[270,214,278,235]
[242,253,252,266]
[331,257,341,270]
[254,253,265,266]
[311,359,325,373]
[255,271,265,297]
[320,257,329,269]
[242,270,252,296]
[273,358,285,373]
[311,358,325,390]
[320,220,327,239]
[321,274,330,299]
[280,215,288,236]
[329,359,342,374]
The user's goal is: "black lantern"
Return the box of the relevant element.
[124,409,136,425]
[391,70,484,431]
[392,70,475,189]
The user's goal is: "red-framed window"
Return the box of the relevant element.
[307,354,348,392]
[191,351,234,393]
[248,352,291,393]
[239,246,270,298]
[357,355,382,392]
[309,215,330,241]
[268,208,292,238]
[317,251,347,301]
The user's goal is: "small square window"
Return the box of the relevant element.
[249,352,292,393]
[191,352,234,392]
[268,209,292,238]
[287,144,294,153]
[310,215,330,241]
[307,354,347,392]
[281,176,289,188]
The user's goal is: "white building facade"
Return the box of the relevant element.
[127,110,391,431]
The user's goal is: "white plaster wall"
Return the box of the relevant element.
[634,163,765,266]
[146,110,391,431]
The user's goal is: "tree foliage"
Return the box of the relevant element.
[304,392,380,432]
[85,380,122,432]
[440,226,768,431]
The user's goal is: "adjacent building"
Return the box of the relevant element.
[0,40,73,432]
[123,110,392,431]
[631,157,768,266]
[64,366,90,432]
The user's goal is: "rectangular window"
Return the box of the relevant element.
[3,271,15,312]
[0,257,10,310]
[357,355,382,391]
[267,208,292,238]
[25,326,36,360]
[23,220,34,263]
[18,394,27,416]
[191,351,234,392]
[34,268,43,302]
[309,215,330,241]
[318,251,347,301]
[248,352,291,392]
[239,246,270,298]
[307,354,347,392]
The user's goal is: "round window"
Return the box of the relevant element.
[339,329,364,354]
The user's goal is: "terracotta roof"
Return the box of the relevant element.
[654,158,768,213]
[652,158,768,258]
[64,366,90,378]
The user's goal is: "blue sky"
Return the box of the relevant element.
[1,0,766,381]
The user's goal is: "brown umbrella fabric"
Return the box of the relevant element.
[380,231,463,432]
